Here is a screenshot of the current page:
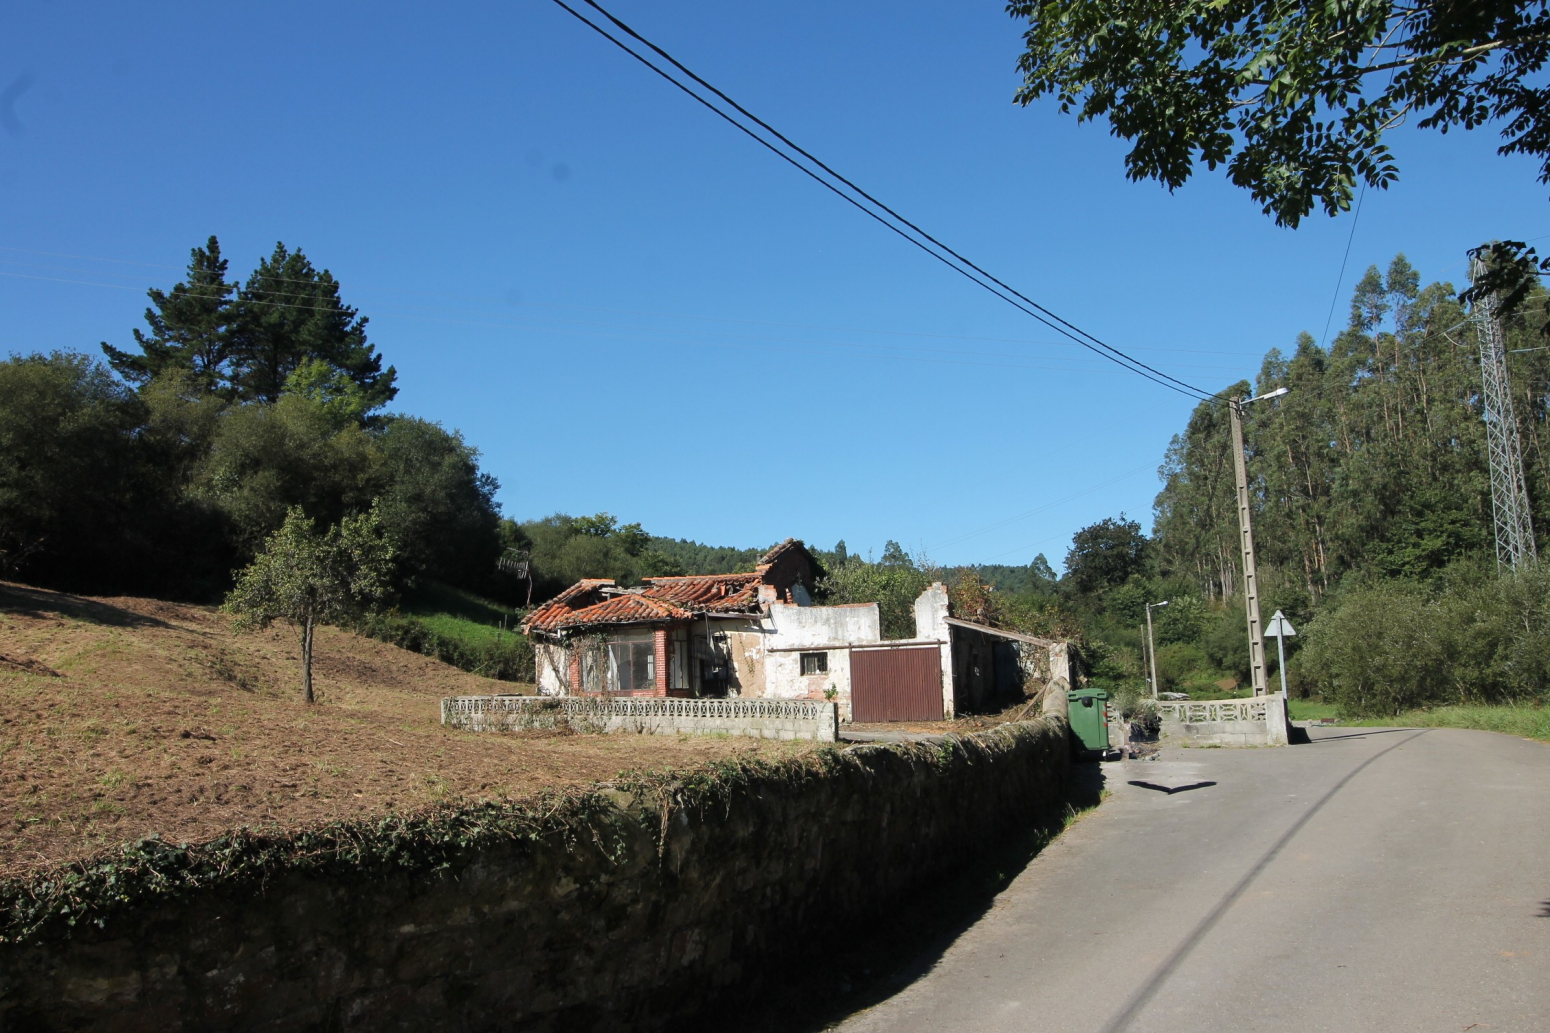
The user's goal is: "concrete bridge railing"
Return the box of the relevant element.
[1156,695,1289,746]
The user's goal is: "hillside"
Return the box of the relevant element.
[0,582,809,878]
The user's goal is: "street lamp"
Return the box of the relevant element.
[1145,599,1169,699]
[1228,386,1288,697]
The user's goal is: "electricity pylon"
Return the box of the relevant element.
[1469,253,1538,572]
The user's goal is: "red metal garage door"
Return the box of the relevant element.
[851,646,943,722]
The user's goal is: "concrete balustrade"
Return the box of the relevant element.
[441,695,840,742]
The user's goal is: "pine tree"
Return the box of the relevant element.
[101,236,237,394]
[230,243,397,408]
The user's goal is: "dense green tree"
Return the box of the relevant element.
[512,513,690,597]
[1007,0,1550,227]
[643,537,762,575]
[0,352,147,585]
[1152,255,1537,603]
[570,512,618,538]
[225,506,395,702]
[373,417,501,587]
[1065,516,1150,595]
[1155,595,1208,646]
[879,540,912,568]
[818,555,934,639]
[1153,391,1245,601]
[195,393,381,551]
[283,357,379,428]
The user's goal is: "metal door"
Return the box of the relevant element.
[851,646,943,722]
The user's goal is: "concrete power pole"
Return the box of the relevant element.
[1469,253,1538,572]
[1229,398,1270,697]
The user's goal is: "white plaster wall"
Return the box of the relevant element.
[768,601,879,648]
[913,583,956,718]
[760,602,881,719]
[534,642,568,696]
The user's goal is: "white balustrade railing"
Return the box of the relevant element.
[440,695,837,741]
[442,696,827,723]
[1155,697,1270,724]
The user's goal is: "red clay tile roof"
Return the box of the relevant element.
[523,579,616,634]
[550,579,615,605]
[523,539,817,635]
[525,592,694,634]
[641,572,763,611]
[757,538,805,567]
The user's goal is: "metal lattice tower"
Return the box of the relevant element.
[1469,254,1538,572]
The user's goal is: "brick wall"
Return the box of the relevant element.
[653,628,668,695]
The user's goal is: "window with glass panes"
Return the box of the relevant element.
[606,634,655,693]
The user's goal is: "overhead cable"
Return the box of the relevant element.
[549,0,1218,402]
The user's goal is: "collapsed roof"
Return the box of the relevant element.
[523,539,817,636]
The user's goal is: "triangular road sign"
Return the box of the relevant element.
[1264,609,1297,638]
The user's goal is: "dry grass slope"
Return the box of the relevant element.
[0,582,812,878]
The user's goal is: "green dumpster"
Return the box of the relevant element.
[1066,688,1111,752]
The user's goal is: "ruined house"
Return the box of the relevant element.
[522,539,1074,723]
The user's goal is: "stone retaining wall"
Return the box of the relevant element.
[0,696,1070,1032]
[441,695,839,742]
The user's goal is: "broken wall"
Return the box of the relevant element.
[760,601,881,721]
[912,582,956,718]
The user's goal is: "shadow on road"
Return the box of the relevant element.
[1127,780,1217,794]
[1307,728,1420,744]
[1096,729,1430,1033]
[699,760,1108,1033]
[1538,900,1550,918]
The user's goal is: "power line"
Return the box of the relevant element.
[1318,182,1368,350]
[549,0,1218,403]
[575,0,1216,402]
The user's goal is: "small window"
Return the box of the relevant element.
[800,652,828,676]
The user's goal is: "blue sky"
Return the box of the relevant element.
[3,1,1545,570]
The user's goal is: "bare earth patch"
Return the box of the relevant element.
[0,582,815,879]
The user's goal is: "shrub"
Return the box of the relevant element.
[1153,642,1212,691]
[357,611,535,683]
[1299,567,1550,717]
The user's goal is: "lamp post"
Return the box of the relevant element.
[1228,386,1287,697]
[1145,599,1169,699]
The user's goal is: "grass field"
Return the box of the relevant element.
[0,581,814,878]
[1288,699,1339,721]
[401,582,521,649]
[1347,704,1550,743]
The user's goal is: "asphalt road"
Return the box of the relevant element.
[833,726,1550,1033]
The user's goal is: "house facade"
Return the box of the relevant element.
[522,539,1074,723]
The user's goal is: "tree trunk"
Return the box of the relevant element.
[301,615,315,704]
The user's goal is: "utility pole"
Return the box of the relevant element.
[1145,599,1168,700]
[1469,253,1538,572]
[1228,391,1283,697]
